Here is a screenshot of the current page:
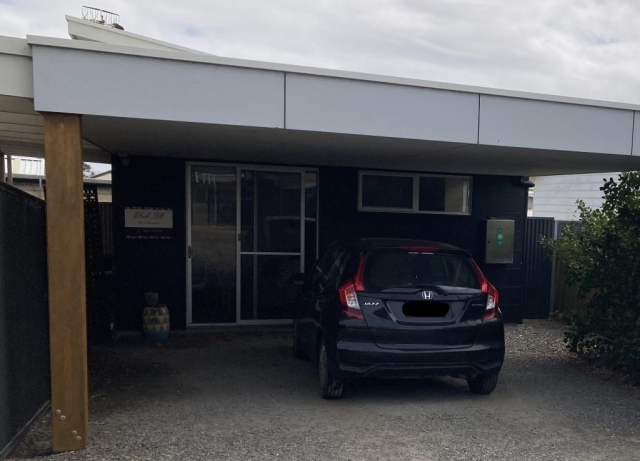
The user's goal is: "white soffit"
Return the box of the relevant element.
[0,94,107,162]
[82,116,640,176]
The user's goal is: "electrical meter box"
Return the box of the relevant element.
[485,219,514,264]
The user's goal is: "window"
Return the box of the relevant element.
[361,174,414,210]
[363,249,480,292]
[358,171,471,215]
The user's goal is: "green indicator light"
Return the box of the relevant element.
[497,229,504,246]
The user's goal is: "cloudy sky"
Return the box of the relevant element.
[1,0,640,104]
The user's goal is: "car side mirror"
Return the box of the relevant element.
[291,273,306,286]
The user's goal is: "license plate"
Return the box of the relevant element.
[402,301,450,318]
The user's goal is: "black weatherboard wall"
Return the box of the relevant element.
[318,167,527,323]
[112,158,526,329]
[0,184,50,457]
[112,155,187,330]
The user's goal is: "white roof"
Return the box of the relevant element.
[2,19,640,175]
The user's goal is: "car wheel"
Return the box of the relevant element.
[318,339,343,399]
[293,321,306,359]
[467,373,499,395]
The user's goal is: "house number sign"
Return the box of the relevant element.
[125,207,173,228]
[125,207,173,240]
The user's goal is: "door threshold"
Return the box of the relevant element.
[185,324,293,334]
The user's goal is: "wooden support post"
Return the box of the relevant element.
[43,113,89,452]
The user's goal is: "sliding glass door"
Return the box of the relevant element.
[187,164,317,326]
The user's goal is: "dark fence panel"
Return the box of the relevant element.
[85,188,113,344]
[553,261,591,314]
[0,183,49,457]
[523,217,554,319]
[99,203,113,257]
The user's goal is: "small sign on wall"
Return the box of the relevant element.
[125,207,173,240]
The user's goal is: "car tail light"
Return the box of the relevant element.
[400,246,441,253]
[338,254,366,320]
[483,283,499,320]
[471,260,499,320]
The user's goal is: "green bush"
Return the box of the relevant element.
[542,172,640,380]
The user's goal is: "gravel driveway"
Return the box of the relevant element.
[9,320,640,461]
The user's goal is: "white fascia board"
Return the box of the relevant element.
[0,37,33,98]
[633,112,640,156]
[26,35,640,113]
[66,15,211,55]
[0,36,32,57]
[31,46,285,128]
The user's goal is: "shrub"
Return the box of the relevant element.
[542,172,640,380]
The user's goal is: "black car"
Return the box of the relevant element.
[292,238,505,399]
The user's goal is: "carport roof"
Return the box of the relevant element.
[2,28,640,175]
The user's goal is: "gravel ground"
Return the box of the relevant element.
[9,320,640,461]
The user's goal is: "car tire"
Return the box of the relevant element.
[467,373,499,395]
[293,321,306,359]
[318,339,343,399]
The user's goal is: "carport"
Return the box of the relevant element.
[2,21,640,453]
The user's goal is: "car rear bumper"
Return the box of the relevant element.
[335,319,505,378]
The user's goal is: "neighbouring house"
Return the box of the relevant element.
[90,169,112,181]
[529,172,623,221]
[2,12,640,454]
[2,156,112,201]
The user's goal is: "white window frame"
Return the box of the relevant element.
[357,171,473,215]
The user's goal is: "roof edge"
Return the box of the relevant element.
[0,36,32,57]
[26,34,640,112]
[66,15,211,55]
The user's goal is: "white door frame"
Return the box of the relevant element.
[186,161,318,327]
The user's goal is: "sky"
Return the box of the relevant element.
[1,0,639,106]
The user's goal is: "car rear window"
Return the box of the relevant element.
[363,249,480,292]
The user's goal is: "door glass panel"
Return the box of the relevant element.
[240,171,301,253]
[190,167,236,323]
[241,255,300,320]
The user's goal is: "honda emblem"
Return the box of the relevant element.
[421,291,434,300]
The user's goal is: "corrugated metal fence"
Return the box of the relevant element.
[0,183,50,458]
[523,217,555,319]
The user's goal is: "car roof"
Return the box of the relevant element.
[341,238,471,257]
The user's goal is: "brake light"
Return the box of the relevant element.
[400,246,441,253]
[338,254,366,320]
[470,260,499,320]
[483,283,499,320]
